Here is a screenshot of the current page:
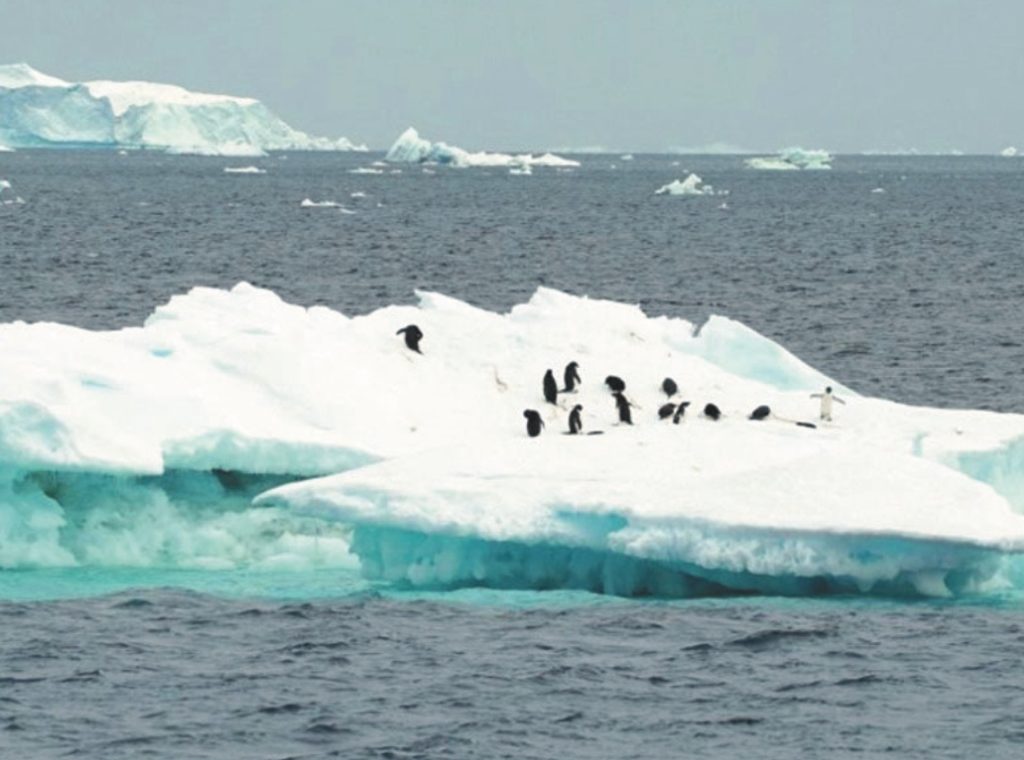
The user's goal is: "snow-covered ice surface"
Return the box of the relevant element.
[746,147,833,170]
[385,127,580,169]
[0,62,366,155]
[3,283,1024,597]
[654,173,724,196]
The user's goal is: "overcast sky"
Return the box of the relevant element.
[2,0,1021,153]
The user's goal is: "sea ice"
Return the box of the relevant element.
[223,166,266,174]
[385,127,580,169]
[746,147,833,170]
[654,173,723,196]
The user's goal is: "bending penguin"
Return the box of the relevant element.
[658,402,677,420]
[605,375,626,393]
[613,391,635,425]
[662,378,678,398]
[523,409,545,438]
[810,386,846,421]
[672,401,691,424]
[543,369,559,404]
[749,405,771,421]
[562,362,582,392]
[396,325,423,354]
[703,402,722,421]
[568,404,583,434]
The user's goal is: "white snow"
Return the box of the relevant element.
[654,173,723,196]
[223,165,266,174]
[746,147,833,170]
[2,284,1024,595]
[385,127,581,169]
[0,63,366,156]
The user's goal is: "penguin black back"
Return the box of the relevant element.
[396,325,423,353]
[523,409,544,437]
[563,362,581,392]
[662,377,678,398]
[658,402,677,420]
[605,375,626,393]
[673,401,691,424]
[749,405,771,421]
[543,369,558,404]
[613,391,633,424]
[703,402,721,421]
[568,404,583,434]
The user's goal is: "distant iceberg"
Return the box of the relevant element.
[300,199,355,213]
[654,173,723,196]
[0,63,367,156]
[223,165,266,175]
[385,127,580,168]
[1001,146,1018,157]
[746,147,833,170]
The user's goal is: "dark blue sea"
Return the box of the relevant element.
[2,150,1024,758]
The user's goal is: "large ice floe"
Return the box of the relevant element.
[3,284,1024,597]
[0,63,366,156]
[746,147,833,170]
[385,127,580,169]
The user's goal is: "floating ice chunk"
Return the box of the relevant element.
[0,178,24,204]
[0,143,12,152]
[385,127,580,168]
[350,191,367,198]
[620,153,634,161]
[349,167,383,175]
[509,164,532,176]
[300,199,356,213]
[1001,146,1018,157]
[871,187,886,194]
[654,173,721,196]
[223,165,266,174]
[746,147,832,170]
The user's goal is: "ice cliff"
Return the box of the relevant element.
[385,127,580,168]
[2,284,1024,596]
[0,63,366,156]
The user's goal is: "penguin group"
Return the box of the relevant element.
[393,324,828,439]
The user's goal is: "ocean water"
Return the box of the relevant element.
[2,150,1024,758]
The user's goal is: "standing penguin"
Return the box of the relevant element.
[662,378,678,398]
[810,386,846,421]
[672,401,691,424]
[658,402,677,420]
[568,404,583,434]
[396,325,423,354]
[562,362,582,392]
[703,403,722,421]
[543,370,559,404]
[613,391,634,425]
[605,375,626,393]
[523,409,545,437]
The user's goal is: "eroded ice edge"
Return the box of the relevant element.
[2,284,1024,598]
[385,127,580,169]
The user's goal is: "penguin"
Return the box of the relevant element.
[562,362,582,392]
[396,325,423,353]
[613,391,634,424]
[795,421,818,429]
[523,409,544,437]
[605,375,626,393]
[749,405,771,421]
[658,402,677,420]
[662,378,678,398]
[543,369,558,404]
[703,403,721,421]
[672,401,691,424]
[568,404,583,434]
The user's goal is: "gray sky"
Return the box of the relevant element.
[2,0,1021,153]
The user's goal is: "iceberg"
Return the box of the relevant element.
[654,173,723,196]
[2,284,1024,596]
[746,147,833,170]
[1002,147,1018,157]
[0,177,24,205]
[0,63,366,156]
[300,198,355,213]
[385,127,580,169]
